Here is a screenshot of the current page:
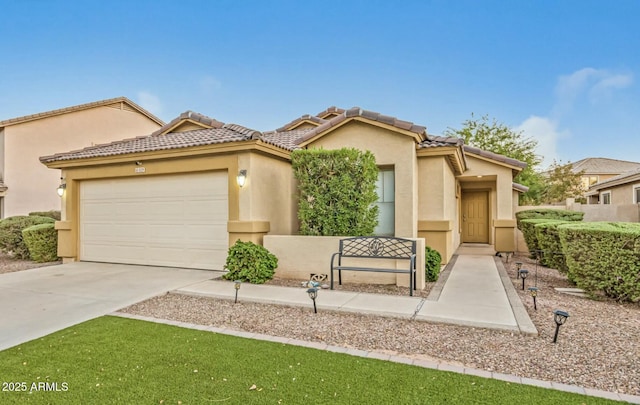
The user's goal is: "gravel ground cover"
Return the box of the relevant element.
[0,252,60,274]
[3,253,638,395]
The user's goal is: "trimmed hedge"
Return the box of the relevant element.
[22,223,59,262]
[516,209,583,257]
[534,221,571,274]
[0,216,56,259]
[29,210,61,220]
[222,240,278,284]
[558,222,640,302]
[425,246,442,282]
[292,148,379,236]
[519,219,564,258]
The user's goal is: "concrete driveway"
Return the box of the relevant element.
[0,262,219,352]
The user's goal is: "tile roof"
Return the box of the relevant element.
[151,111,223,135]
[261,129,311,151]
[295,107,427,145]
[276,114,327,132]
[570,157,640,174]
[418,135,463,148]
[587,167,640,191]
[463,145,527,169]
[512,182,529,193]
[0,96,164,127]
[40,123,261,163]
[315,106,345,118]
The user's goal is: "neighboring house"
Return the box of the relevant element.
[40,106,527,271]
[0,97,164,218]
[585,168,640,206]
[569,157,640,192]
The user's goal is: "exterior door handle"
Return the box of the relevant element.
[463,215,467,222]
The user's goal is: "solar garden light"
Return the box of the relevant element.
[552,309,569,343]
[306,287,318,314]
[518,269,529,290]
[528,286,539,310]
[234,280,241,304]
[515,262,523,279]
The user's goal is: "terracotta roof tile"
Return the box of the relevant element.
[261,129,311,151]
[315,106,345,118]
[40,125,261,163]
[463,145,527,168]
[570,157,640,174]
[0,96,164,127]
[276,114,326,132]
[512,182,529,193]
[419,135,463,148]
[151,111,223,135]
[295,107,427,145]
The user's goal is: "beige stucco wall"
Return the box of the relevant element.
[264,235,426,290]
[306,120,418,238]
[606,182,637,205]
[237,151,297,235]
[3,106,161,218]
[417,156,457,263]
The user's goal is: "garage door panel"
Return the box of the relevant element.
[80,172,229,270]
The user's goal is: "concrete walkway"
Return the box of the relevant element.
[176,248,537,335]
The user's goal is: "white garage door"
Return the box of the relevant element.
[80,172,228,270]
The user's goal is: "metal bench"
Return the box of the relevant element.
[330,236,417,296]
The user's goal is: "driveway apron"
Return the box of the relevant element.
[0,262,216,352]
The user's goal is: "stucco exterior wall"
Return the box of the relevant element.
[238,151,297,235]
[3,106,160,217]
[306,121,418,238]
[607,183,635,205]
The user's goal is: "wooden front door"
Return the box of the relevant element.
[462,191,489,243]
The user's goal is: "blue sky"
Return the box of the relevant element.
[1,0,638,168]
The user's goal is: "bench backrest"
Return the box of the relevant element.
[339,237,416,260]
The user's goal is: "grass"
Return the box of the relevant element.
[0,316,621,404]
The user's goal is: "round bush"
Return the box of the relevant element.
[425,246,442,282]
[222,240,278,284]
[22,223,59,263]
[0,216,56,259]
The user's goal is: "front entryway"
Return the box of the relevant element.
[461,191,489,243]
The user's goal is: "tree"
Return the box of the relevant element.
[541,160,586,204]
[444,114,544,204]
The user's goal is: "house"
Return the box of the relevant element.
[585,168,640,206]
[569,157,640,192]
[40,106,527,272]
[0,97,164,218]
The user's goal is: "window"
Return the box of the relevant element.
[601,191,611,205]
[374,168,395,236]
[634,184,640,204]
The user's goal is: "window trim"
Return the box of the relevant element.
[600,191,612,205]
[633,183,640,204]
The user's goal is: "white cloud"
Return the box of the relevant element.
[553,68,633,115]
[515,115,569,169]
[136,91,163,116]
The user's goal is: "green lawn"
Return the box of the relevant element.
[0,316,620,404]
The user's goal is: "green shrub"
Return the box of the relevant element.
[519,219,564,257]
[29,210,61,220]
[534,221,572,274]
[22,223,59,262]
[558,222,640,302]
[222,240,278,284]
[0,216,56,259]
[425,246,442,282]
[516,209,583,258]
[292,148,379,236]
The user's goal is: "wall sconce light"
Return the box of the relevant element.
[519,269,529,290]
[237,170,247,188]
[57,178,66,197]
[306,287,318,313]
[552,309,569,343]
[234,280,242,303]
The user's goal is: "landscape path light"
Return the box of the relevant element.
[528,286,539,310]
[552,309,569,343]
[306,287,318,313]
[519,269,529,290]
[515,262,523,279]
[234,280,242,303]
